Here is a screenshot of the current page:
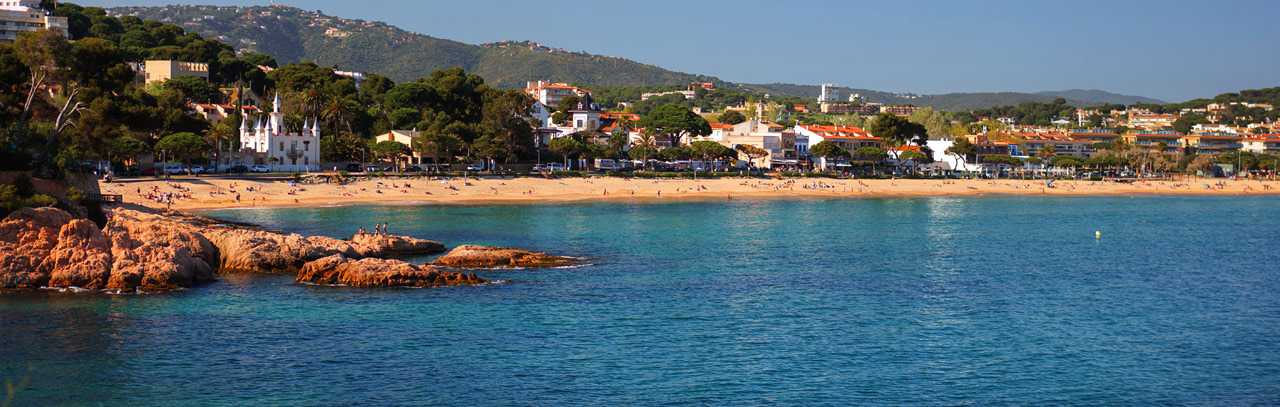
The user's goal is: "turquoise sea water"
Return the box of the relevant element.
[3,196,1280,405]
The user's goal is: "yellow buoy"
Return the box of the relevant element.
[1096,231,1101,239]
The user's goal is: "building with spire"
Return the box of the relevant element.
[235,92,321,171]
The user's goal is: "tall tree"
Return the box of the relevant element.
[481,88,536,161]
[154,132,210,174]
[734,144,769,172]
[12,29,70,148]
[638,103,711,147]
[944,138,977,173]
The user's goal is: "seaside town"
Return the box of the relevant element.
[2,0,1280,279]
[5,1,1280,406]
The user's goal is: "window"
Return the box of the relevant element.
[279,142,284,150]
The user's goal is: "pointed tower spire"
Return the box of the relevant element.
[240,116,249,130]
[273,92,281,113]
[302,118,309,133]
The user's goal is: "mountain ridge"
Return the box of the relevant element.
[110,4,1163,111]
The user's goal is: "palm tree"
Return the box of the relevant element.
[634,131,658,170]
[204,121,235,169]
[296,87,327,118]
[322,98,355,136]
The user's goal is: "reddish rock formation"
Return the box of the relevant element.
[0,207,72,288]
[105,226,214,291]
[297,254,485,288]
[0,207,217,291]
[46,219,113,288]
[430,245,578,269]
[349,233,446,256]
[107,209,221,267]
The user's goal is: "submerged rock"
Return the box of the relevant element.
[430,245,578,269]
[297,254,485,287]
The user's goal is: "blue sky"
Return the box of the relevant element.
[84,0,1279,102]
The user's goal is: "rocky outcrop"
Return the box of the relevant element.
[107,209,220,267]
[0,207,215,291]
[430,245,578,269]
[0,207,71,288]
[46,219,114,288]
[297,254,485,287]
[350,233,446,256]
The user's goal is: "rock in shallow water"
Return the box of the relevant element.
[430,245,578,269]
[297,254,485,287]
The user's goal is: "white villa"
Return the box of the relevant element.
[236,93,321,171]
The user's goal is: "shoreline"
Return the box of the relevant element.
[104,176,1280,211]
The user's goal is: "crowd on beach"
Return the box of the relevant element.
[106,174,1280,212]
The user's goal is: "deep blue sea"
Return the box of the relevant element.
[4,196,1280,406]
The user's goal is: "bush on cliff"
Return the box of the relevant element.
[0,184,57,214]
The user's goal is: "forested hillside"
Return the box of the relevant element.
[108,5,720,89]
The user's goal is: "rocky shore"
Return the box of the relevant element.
[0,205,581,292]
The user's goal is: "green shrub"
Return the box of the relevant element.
[551,170,585,178]
[26,194,56,208]
[291,172,302,181]
[418,171,429,177]
[376,171,386,177]
[337,171,349,178]
[0,184,58,214]
[13,173,35,197]
[65,186,86,204]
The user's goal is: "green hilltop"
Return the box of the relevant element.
[107,5,720,89]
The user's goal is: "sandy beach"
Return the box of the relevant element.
[99,174,1280,211]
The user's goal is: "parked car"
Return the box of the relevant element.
[163,166,187,175]
[140,167,158,176]
[404,165,423,172]
[190,165,215,174]
[249,165,271,173]
[225,165,249,174]
[465,164,484,171]
[346,163,364,172]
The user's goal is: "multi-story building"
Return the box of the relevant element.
[525,80,591,108]
[1241,134,1280,155]
[1182,133,1243,154]
[1121,131,1183,152]
[794,124,881,152]
[0,1,67,44]
[880,105,922,117]
[1068,128,1120,144]
[191,103,259,124]
[1021,133,1094,158]
[1129,113,1178,129]
[819,83,847,103]
[144,60,209,86]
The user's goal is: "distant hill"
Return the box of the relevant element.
[107,5,721,89]
[109,4,1166,112]
[1036,89,1166,105]
[737,83,1105,111]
